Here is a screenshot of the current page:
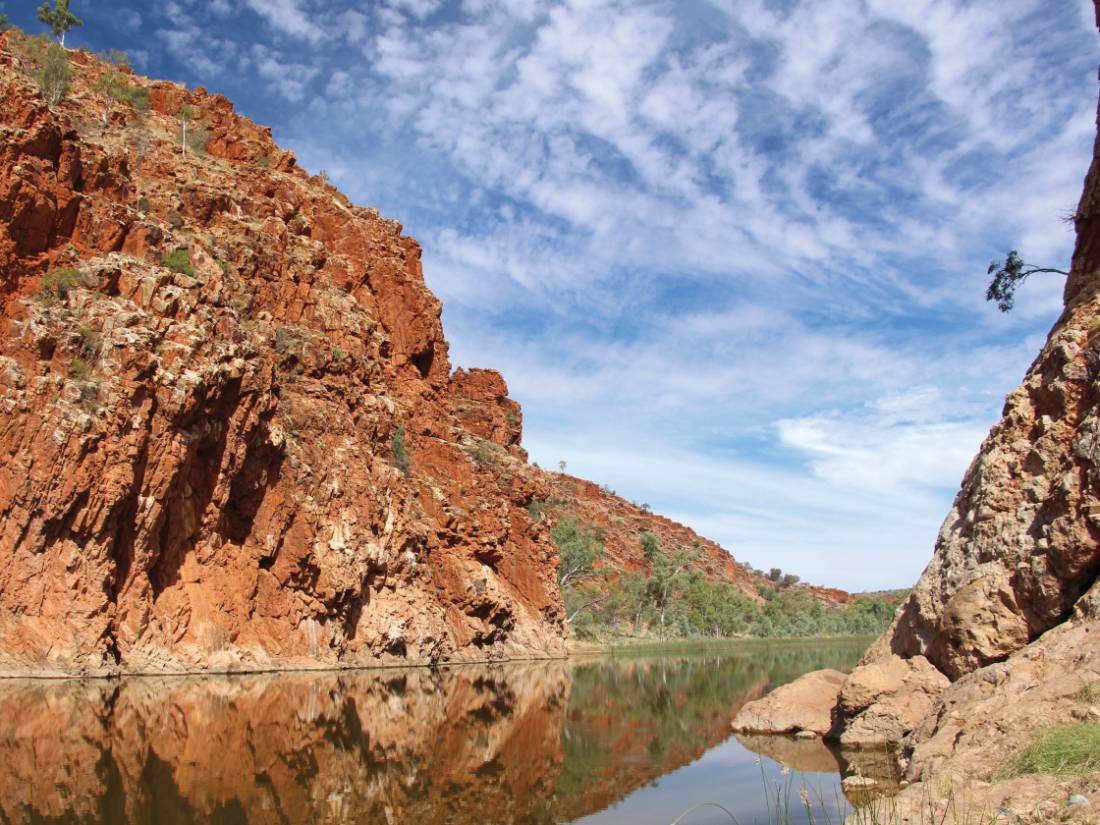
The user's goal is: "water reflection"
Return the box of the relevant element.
[0,641,869,825]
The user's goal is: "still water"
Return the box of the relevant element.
[0,640,879,825]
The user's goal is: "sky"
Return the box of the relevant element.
[7,0,1098,590]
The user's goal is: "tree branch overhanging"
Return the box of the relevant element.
[986,250,1069,313]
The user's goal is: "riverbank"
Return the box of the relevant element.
[568,634,879,658]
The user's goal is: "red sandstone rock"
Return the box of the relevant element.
[0,34,566,674]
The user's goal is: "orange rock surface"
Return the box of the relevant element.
[0,35,567,674]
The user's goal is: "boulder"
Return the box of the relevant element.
[730,668,847,736]
[833,655,949,747]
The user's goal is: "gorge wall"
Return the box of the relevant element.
[0,35,571,675]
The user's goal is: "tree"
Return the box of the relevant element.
[767,567,783,582]
[552,518,604,589]
[37,0,82,47]
[390,425,411,476]
[91,50,147,124]
[0,14,10,31]
[639,531,659,561]
[986,250,1068,313]
[16,36,70,105]
[646,546,697,637]
[177,104,209,156]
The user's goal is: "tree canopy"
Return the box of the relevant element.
[37,0,82,47]
[986,251,1068,313]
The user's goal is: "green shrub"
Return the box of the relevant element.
[77,325,102,357]
[162,249,195,276]
[332,347,347,362]
[1000,723,1100,778]
[39,267,81,302]
[391,425,411,476]
[91,53,150,113]
[467,439,492,465]
[187,123,210,155]
[125,85,151,111]
[14,34,70,105]
[76,380,99,412]
[69,356,92,380]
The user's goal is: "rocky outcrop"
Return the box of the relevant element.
[0,34,568,674]
[833,655,949,747]
[731,668,847,736]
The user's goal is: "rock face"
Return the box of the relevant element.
[731,668,847,736]
[0,35,569,674]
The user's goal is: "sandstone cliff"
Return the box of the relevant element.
[0,35,572,674]
[734,4,1100,816]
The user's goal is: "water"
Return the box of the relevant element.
[0,639,878,825]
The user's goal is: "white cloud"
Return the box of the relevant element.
[243,0,323,42]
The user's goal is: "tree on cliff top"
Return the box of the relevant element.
[986,250,1068,312]
[37,0,82,47]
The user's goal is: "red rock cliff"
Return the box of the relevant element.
[0,36,567,674]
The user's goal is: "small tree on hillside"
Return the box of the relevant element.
[553,518,607,625]
[986,251,1068,312]
[553,518,604,589]
[37,0,82,47]
[14,35,70,105]
[639,531,659,561]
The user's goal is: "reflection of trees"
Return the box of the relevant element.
[0,641,867,825]
[553,641,867,821]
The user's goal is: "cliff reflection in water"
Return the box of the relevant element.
[0,642,866,825]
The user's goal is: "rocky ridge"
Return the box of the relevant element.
[0,34,570,675]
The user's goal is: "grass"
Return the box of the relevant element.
[1000,722,1100,778]
[39,267,81,303]
[162,248,195,276]
[1072,682,1100,704]
[664,769,1003,825]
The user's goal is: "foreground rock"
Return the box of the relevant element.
[835,655,949,747]
[731,668,846,736]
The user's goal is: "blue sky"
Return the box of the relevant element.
[9,0,1098,589]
